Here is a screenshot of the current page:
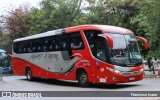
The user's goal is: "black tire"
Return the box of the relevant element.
[77,71,90,87]
[26,68,34,81]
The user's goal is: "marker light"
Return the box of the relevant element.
[106,67,122,75]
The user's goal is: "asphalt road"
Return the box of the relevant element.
[1,75,160,91]
[1,76,160,100]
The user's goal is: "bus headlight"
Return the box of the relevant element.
[114,70,121,74]
[139,68,144,73]
[106,67,121,74]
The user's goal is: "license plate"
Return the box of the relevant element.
[129,77,135,80]
[100,78,106,83]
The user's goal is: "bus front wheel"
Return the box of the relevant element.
[26,68,33,81]
[77,71,90,87]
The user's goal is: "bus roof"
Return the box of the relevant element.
[65,25,133,34]
[14,25,133,42]
[14,29,64,42]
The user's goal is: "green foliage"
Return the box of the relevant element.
[29,0,83,35]
[0,0,160,58]
[133,0,160,58]
[85,0,139,29]
[0,32,12,53]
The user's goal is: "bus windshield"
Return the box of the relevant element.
[109,33,142,67]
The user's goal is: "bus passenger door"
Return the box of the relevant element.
[95,37,110,82]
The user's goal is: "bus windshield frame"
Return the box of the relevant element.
[104,33,142,67]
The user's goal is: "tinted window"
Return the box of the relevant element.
[84,30,101,56]
[97,38,107,62]
[57,35,68,50]
[69,32,84,50]
[13,31,84,53]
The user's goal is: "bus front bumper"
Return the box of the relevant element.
[98,71,144,84]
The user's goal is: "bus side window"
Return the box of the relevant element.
[54,36,59,51]
[60,35,68,50]
[32,41,35,52]
[18,42,23,53]
[39,38,45,52]
[23,41,27,53]
[26,41,30,53]
[97,38,107,62]
[83,30,100,56]
[35,39,40,52]
[14,42,21,53]
[28,42,32,53]
[62,42,66,50]
[51,36,55,51]
[44,40,48,52]
[69,32,84,50]
[45,40,50,52]
[49,40,55,51]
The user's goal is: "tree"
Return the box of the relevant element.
[133,0,160,58]
[29,0,84,35]
[85,0,139,29]
[0,32,11,53]
[0,4,35,53]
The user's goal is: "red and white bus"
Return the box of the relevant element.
[12,25,148,87]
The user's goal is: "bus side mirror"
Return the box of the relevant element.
[98,34,113,48]
[136,36,148,50]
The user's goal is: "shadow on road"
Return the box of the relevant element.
[22,78,79,87]
[90,83,141,89]
[21,78,141,89]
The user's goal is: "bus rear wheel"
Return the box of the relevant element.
[26,68,33,81]
[77,71,90,87]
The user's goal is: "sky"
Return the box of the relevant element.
[0,0,42,15]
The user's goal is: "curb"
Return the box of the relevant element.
[3,74,16,76]
[143,75,160,78]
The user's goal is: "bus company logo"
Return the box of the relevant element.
[130,72,134,75]
[2,92,11,97]
[2,92,42,97]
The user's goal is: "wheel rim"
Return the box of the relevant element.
[80,74,87,83]
[27,70,31,79]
